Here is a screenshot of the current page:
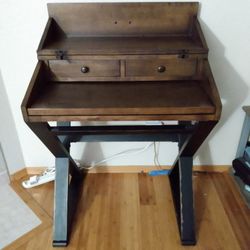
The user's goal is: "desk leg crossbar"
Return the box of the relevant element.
[26,121,217,247]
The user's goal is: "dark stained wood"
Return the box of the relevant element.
[37,18,53,53]
[125,58,197,77]
[192,18,209,52]
[47,2,199,36]
[39,53,206,61]
[37,3,208,58]
[37,18,65,55]
[20,3,223,246]
[21,62,48,122]
[27,80,215,116]
[201,60,222,120]
[49,60,120,80]
[39,36,206,57]
[49,57,200,82]
[26,114,220,123]
[22,2,221,122]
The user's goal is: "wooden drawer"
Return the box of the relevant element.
[49,60,120,80]
[125,58,197,78]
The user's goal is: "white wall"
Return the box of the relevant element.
[0,0,249,169]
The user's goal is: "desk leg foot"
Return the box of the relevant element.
[53,240,68,247]
[169,156,196,245]
[181,240,197,246]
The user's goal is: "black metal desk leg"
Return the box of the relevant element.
[26,122,83,247]
[169,121,217,245]
[170,156,195,245]
[53,157,70,247]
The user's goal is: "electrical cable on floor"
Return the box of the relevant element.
[22,141,167,188]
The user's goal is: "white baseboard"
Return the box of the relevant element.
[11,165,230,181]
[25,164,230,174]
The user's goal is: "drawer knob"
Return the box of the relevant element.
[157,65,166,73]
[81,66,89,73]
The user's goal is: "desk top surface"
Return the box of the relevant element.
[28,80,214,116]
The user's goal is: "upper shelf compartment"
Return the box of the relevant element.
[37,2,208,59]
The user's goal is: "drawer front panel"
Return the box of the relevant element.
[49,60,120,79]
[125,58,197,78]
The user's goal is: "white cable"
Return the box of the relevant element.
[79,142,154,170]
[153,142,162,169]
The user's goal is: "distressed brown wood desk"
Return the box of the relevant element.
[21,2,222,247]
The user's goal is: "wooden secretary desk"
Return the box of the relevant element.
[21,2,221,247]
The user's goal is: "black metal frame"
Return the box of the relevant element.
[26,120,217,247]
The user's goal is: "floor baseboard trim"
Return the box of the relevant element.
[11,165,230,180]
[10,168,28,181]
[88,165,230,173]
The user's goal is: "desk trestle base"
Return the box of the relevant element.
[26,121,216,246]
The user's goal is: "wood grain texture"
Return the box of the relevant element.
[22,3,221,122]
[202,60,222,120]
[27,81,215,116]
[21,62,47,121]
[38,53,207,61]
[211,173,250,250]
[26,114,220,122]
[138,173,156,205]
[39,36,206,56]
[7,172,250,250]
[47,2,199,36]
[10,165,230,181]
[125,58,197,77]
[193,173,241,250]
[49,59,120,80]
[36,3,208,57]
[48,57,201,82]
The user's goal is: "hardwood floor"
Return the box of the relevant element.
[6,172,250,250]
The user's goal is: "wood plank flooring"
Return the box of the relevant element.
[6,172,250,250]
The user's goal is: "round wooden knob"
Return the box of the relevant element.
[81,66,89,73]
[157,65,166,73]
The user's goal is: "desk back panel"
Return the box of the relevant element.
[47,2,199,37]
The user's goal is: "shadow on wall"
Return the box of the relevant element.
[79,142,105,169]
[73,121,105,169]
[0,143,7,173]
[0,70,25,174]
[196,20,249,164]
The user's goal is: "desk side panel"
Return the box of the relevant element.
[21,62,48,122]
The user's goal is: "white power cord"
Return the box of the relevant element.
[153,142,162,169]
[22,142,163,188]
[78,142,154,170]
